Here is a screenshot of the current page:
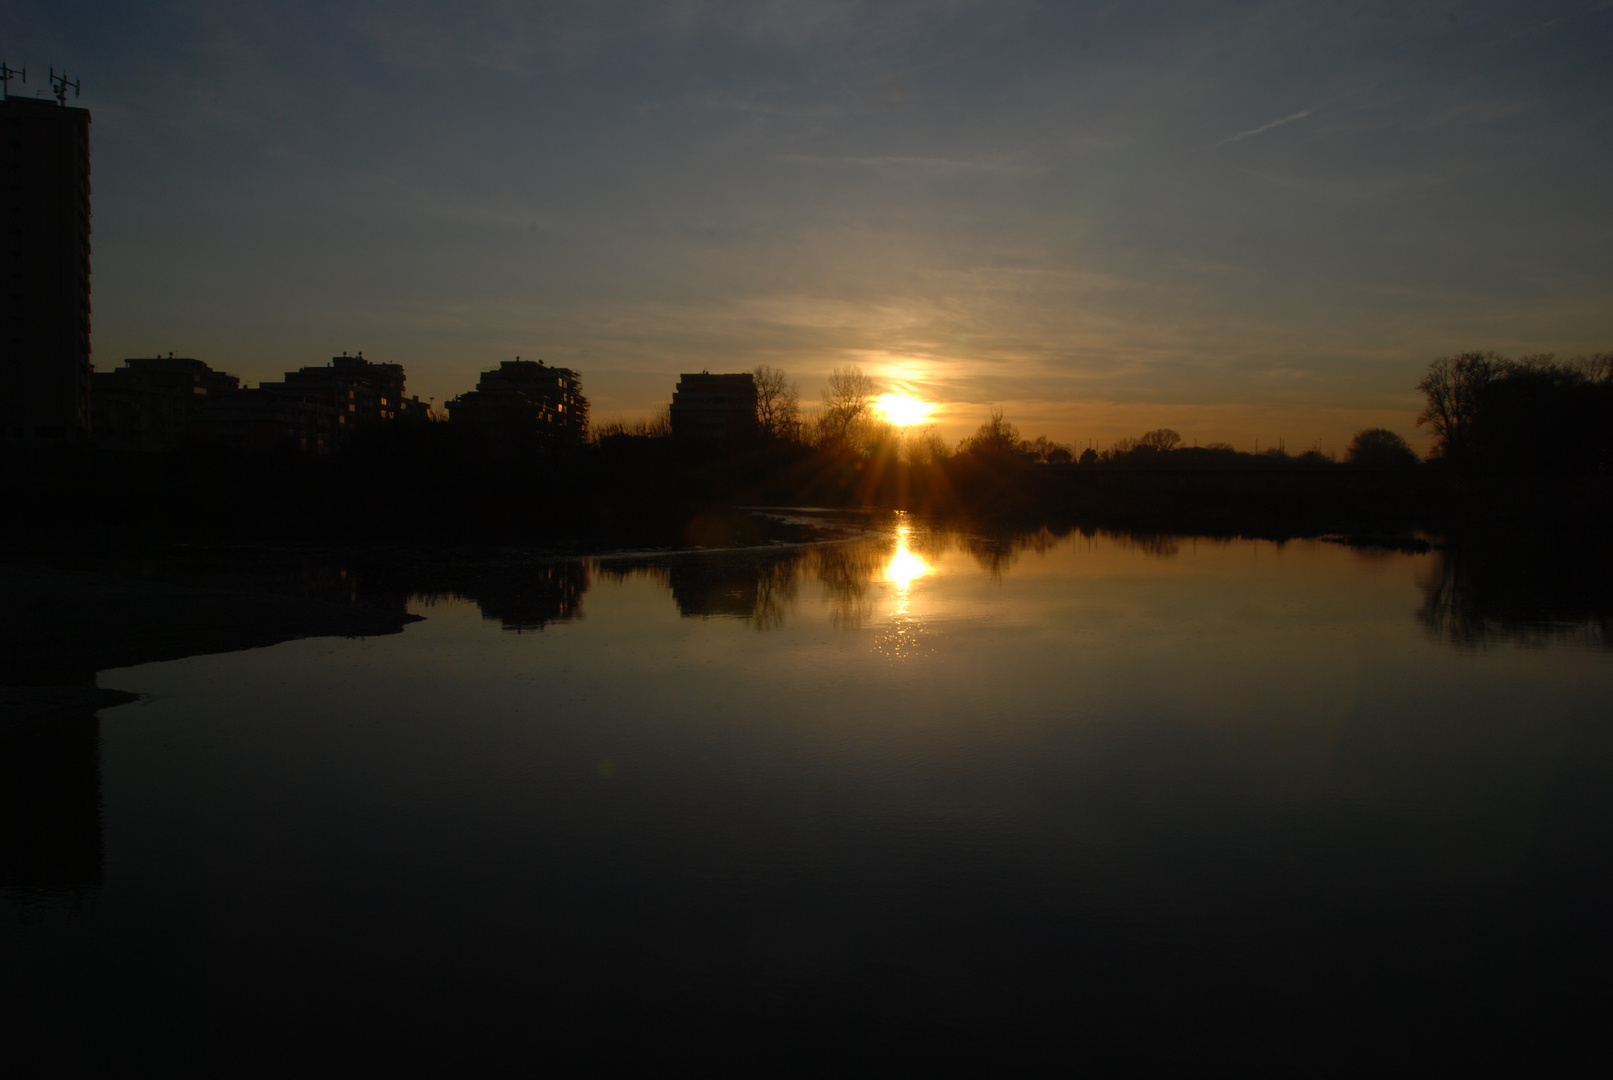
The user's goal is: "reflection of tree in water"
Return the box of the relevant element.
[1418,540,1612,649]
[811,541,890,629]
[592,563,668,589]
[958,526,1080,577]
[420,523,1208,636]
[416,561,591,632]
[958,524,1185,576]
[904,527,952,565]
[752,557,800,631]
[958,534,1020,578]
[1104,531,1182,559]
[590,520,1244,637]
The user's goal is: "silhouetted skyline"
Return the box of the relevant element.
[7,2,1612,452]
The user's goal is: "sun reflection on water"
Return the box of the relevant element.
[874,515,934,659]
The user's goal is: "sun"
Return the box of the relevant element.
[876,393,931,427]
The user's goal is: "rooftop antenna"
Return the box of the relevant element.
[0,61,24,101]
[48,66,79,105]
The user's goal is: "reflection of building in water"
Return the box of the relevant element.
[669,373,759,440]
[607,551,803,630]
[447,359,588,445]
[0,715,102,894]
[422,562,590,632]
[667,559,760,618]
[813,543,885,629]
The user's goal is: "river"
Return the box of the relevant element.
[5,515,1610,1070]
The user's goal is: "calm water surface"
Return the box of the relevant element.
[6,518,1612,1069]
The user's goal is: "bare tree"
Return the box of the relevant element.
[753,365,800,440]
[588,405,670,442]
[1023,434,1074,463]
[1137,428,1182,451]
[818,365,880,447]
[1575,351,1613,383]
[1416,352,1499,463]
[1102,436,1138,461]
[905,424,951,465]
[640,405,672,438]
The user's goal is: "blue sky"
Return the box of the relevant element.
[7,1,1611,448]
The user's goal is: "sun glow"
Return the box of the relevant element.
[876,393,932,427]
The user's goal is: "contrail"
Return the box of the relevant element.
[1222,107,1315,144]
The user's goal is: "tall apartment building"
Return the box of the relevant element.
[202,387,335,454]
[446,359,588,444]
[1,95,93,445]
[670,373,758,440]
[89,352,428,454]
[92,355,240,450]
[258,352,428,439]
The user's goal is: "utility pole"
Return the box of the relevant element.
[48,66,79,106]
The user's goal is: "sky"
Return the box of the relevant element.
[7,0,1612,450]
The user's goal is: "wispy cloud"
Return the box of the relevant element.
[773,153,1040,176]
[1221,107,1315,144]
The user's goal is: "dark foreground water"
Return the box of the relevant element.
[5,518,1612,1071]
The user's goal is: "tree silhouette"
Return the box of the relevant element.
[752,365,800,440]
[1346,428,1419,468]
[958,407,1024,457]
[1023,434,1074,463]
[1416,352,1498,464]
[1137,428,1182,452]
[818,366,880,448]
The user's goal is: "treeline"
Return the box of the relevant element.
[0,414,1441,548]
[3,351,1608,552]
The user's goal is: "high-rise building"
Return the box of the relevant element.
[1,93,93,445]
[91,355,240,450]
[258,352,429,440]
[670,373,758,440]
[201,386,335,455]
[447,359,588,444]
